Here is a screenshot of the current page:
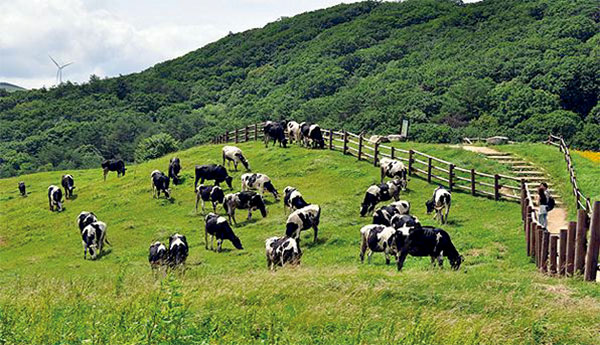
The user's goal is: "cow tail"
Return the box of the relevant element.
[105,237,111,246]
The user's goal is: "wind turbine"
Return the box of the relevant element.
[49,55,73,84]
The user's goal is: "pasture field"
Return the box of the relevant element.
[1,141,600,344]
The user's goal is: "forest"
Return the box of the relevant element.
[0,0,598,177]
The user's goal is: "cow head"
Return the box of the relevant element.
[425,199,435,214]
[450,255,464,270]
[252,195,267,217]
[225,176,233,190]
[359,203,370,217]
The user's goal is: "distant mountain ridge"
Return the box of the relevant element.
[0,82,25,92]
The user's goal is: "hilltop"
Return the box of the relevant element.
[0,82,25,92]
[1,0,599,178]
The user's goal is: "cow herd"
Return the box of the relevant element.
[18,121,463,273]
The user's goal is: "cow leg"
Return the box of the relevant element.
[217,239,223,253]
[313,225,318,243]
[360,236,367,263]
[385,251,391,265]
[430,256,436,267]
[195,194,200,213]
[367,250,373,264]
[247,209,252,220]
[201,199,206,213]
[210,234,214,251]
[83,246,87,260]
[444,206,450,224]
[103,169,108,181]
[438,254,444,268]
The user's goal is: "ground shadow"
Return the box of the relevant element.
[96,247,112,260]
[304,236,327,248]
[67,194,78,201]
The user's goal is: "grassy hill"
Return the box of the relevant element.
[1,142,600,344]
[0,82,25,93]
[1,0,599,178]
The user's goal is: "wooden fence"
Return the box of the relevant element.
[547,134,593,216]
[212,123,523,202]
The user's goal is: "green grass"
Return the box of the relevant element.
[1,141,600,344]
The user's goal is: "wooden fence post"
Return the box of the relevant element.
[329,129,333,150]
[550,235,558,274]
[470,169,476,196]
[254,124,258,141]
[530,221,536,260]
[494,174,500,201]
[235,129,239,143]
[526,206,532,256]
[448,164,454,191]
[358,135,363,161]
[559,229,567,276]
[225,131,229,142]
[541,230,549,272]
[373,142,379,166]
[575,209,589,275]
[245,126,249,142]
[391,146,396,160]
[343,131,348,155]
[408,150,413,176]
[427,158,432,183]
[584,201,600,281]
[566,221,577,275]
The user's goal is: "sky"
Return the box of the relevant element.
[0,0,481,89]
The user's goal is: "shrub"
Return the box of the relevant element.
[135,133,180,162]
[410,123,459,143]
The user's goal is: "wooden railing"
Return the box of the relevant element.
[547,134,593,216]
[212,123,523,202]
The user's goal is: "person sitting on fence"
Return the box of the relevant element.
[538,182,555,229]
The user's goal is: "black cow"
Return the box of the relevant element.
[301,123,325,149]
[264,122,288,148]
[285,204,321,243]
[283,186,309,214]
[77,211,98,233]
[223,191,267,226]
[61,174,75,199]
[396,226,463,271]
[372,200,410,226]
[204,213,244,252]
[149,241,168,269]
[102,159,126,181]
[168,157,181,185]
[151,170,171,199]
[195,185,225,213]
[18,182,26,196]
[359,180,402,217]
[81,221,109,260]
[265,236,301,270]
[425,187,452,224]
[194,164,233,190]
[48,185,63,212]
[168,233,189,267]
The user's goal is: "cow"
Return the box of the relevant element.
[263,122,288,148]
[241,173,279,201]
[372,200,411,226]
[77,211,98,233]
[61,174,75,199]
[286,204,321,244]
[151,170,171,199]
[359,224,402,266]
[425,186,452,224]
[396,225,463,271]
[194,164,233,190]
[195,185,225,213]
[359,180,402,217]
[223,191,267,226]
[47,185,63,212]
[265,236,301,270]
[101,159,126,181]
[379,157,408,190]
[287,121,301,145]
[390,214,421,231]
[283,186,310,214]
[149,241,168,269]
[301,123,325,149]
[18,182,26,196]
[81,221,109,260]
[222,146,250,171]
[168,157,182,185]
[168,233,189,267]
[204,213,244,252]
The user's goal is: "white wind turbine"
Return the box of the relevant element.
[49,55,73,85]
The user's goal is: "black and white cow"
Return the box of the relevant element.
[77,211,98,233]
[61,174,75,199]
[223,191,267,226]
[168,157,182,185]
[81,221,109,260]
[425,186,452,224]
[379,157,408,190]
[101,159,126,181]
[263,122,288,148]
[195,185,225,213]
[222,146,250,171]
[265,236,301,270]
[168,233,189,267]
[300,123,325,149]
[396,225,463,271]
[194,164,233,190]
[283,186,309,214]
[285,204,321,243]
[204,213,244,252]
[149,241,168,268]
[18,182,26,196]
[48,185,63,212]
[372,200,411,226]
[287,121,301,145]
[359,180,402,217]
[151,170,171,199]
[359,224,402,266]
[390,214,421,231]
[241,173,279,201]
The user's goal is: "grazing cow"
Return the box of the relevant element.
[287,121,301,145]
[77,211,98,233]
[81,221,109,260]
[223,191,267,226]
[241,173,279,201]
[61,174,75,199]
[396,225,463,271]
[149,241,168,268]
[194,164,233,190]
[286,204,321,243]
[265,236,301,270]
[379,157,408,190]
[390,214,421,231]
[263,122,288,148]
[359,180,402,217]
[101,159,126,181]
[301,123,325,149]
[168,157,182,185]
[372,200,411,226]
[47,185,63,212]
[204,213,244,251]
[151,170,171,199]
[168,233,189,267]
[18,182,26,196]
[283,186,309,214]
[359,224,402,265]
[222,146,250,171]
[425,186,452,224]
[195,185,225,213]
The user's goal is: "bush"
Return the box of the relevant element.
[410,123,459,143]
[572,123,600,151]
[515,110,581,141]
[135,133,180,162]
